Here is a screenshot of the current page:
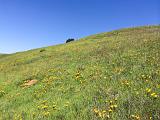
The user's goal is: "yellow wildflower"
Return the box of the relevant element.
[102,110,106,113]
[42,105,48,109]
[93,108,99,113]
[151,92,156,96]
[146,88,151,93]
[98,112,102,118]
[151,92,158,98]
[114,105,118,108]
[108,109,113,112]
[43,111,50,116]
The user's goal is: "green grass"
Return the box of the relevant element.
[0,54,8,59]
[0,25,160,120]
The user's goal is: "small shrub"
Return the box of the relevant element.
[40,49,46,52]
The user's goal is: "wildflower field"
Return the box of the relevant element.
[0,25,160,120]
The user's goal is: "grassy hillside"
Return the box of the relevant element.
[0,54,8,59]
[0,25,160,120]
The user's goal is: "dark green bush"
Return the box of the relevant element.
[66,38,75,43]
[40,49,46,52]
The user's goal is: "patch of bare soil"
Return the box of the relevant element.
[21,79,38,88]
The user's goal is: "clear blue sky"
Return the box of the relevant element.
[0,0,159,53]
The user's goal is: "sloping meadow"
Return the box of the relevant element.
[0,26,160,119]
